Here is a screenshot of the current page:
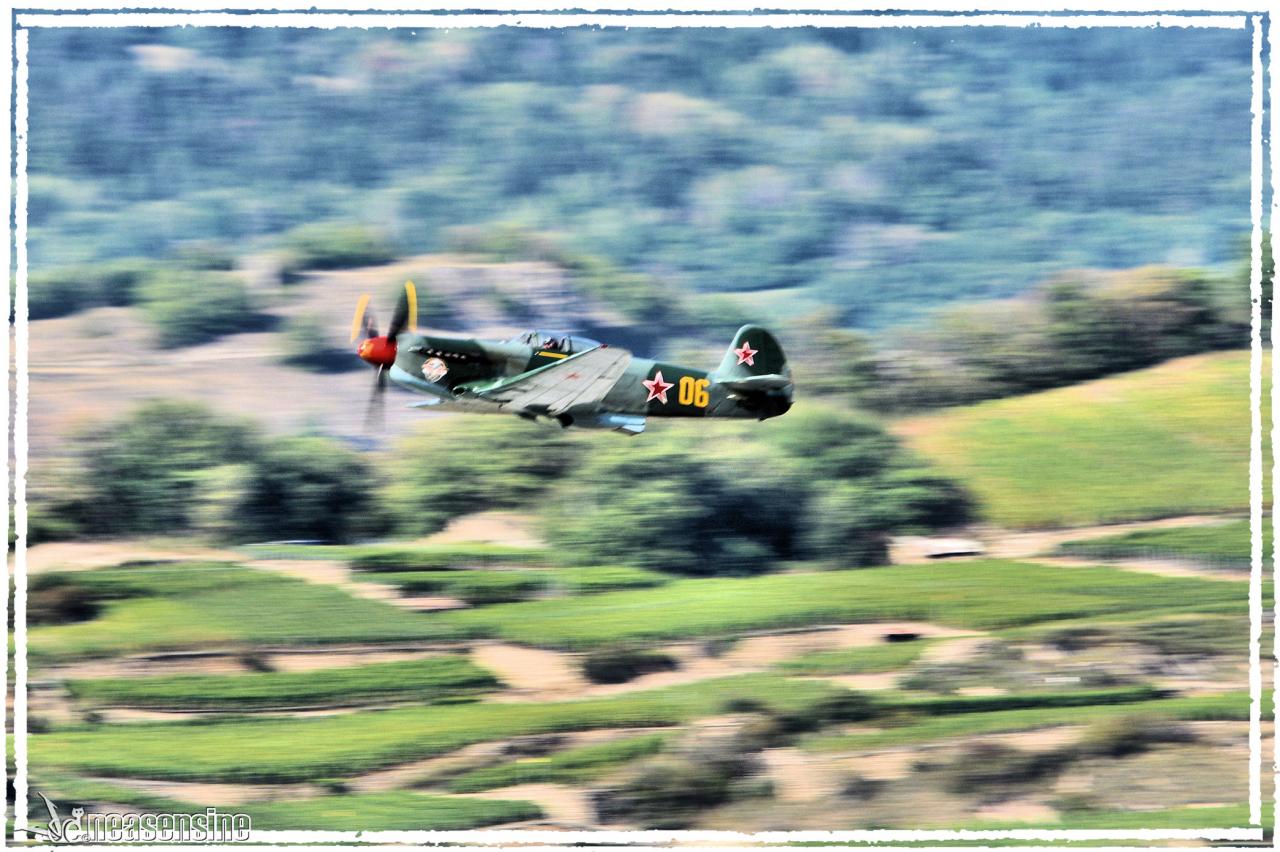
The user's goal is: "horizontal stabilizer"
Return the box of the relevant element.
[717,373,792,393]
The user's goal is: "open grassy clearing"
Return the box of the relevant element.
[1055,519,1261,568]
[428,560,1245,649]
[894,351,1260,528]
[443,733,669,793]
[773,639,933,675]
[29,563,454,662]
[32,677,1171,784]
[802,690,1252,751]
[66,656,500,711]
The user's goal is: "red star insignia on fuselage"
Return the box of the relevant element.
[642,371,674,404]
[734,341,758,367]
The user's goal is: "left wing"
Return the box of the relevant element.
[472,346,633,415]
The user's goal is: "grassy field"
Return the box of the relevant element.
[242,792,542,830]
[28,563,455,662]
[443,733,669,793]
[239,542,547,568]
[32,674,850,783]
[894,351,1262,528]
[1055,519,1260,568]
[802,690,1252,751]
[66,656,500,711]
[29,774,541,831]
[31,676,1165,784]
[364,565,669,603]
[428,560,1246,648]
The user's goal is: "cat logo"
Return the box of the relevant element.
[421,357,449,383]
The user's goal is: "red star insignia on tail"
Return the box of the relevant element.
[642,371,674,404]
[734,341,758,367]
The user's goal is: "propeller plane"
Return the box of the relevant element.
[351,282,793,435]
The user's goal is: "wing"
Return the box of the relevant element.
[473,346,633,416]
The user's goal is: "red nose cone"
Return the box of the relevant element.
[358,336,397,367]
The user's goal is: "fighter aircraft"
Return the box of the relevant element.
[350,282,793,435]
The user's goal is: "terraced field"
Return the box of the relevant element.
[25,524,1260,834]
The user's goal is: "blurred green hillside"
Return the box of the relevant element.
[895,349,1265,528]
[29,26,1251,328]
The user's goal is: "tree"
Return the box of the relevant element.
[385,417,583,536]
[230,436,388,542]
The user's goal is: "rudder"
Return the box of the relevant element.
[715,325,789,380]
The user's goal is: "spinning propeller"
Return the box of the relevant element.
[350,281,417,428]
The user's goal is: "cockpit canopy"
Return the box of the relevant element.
[507,330,602,354]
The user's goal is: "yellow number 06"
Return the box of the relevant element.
[678,376,710,408]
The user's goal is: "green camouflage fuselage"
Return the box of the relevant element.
[387,330,791,426]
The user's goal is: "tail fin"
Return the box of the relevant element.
[713,325,792,390]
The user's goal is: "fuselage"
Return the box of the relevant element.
[386,329,791,424]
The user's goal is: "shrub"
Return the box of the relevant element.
[28,257,158,319]
[582,648,679,685]
[138,268,262,347]
[230,435,389,543]
[280,222,396,279]
[1075,714,1197,758]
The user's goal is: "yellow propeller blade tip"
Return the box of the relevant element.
[350,293,371,343]
[405,280,418,332]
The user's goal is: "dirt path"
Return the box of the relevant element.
[244,559,467,611]
[88,777,320,807]
[475,623,978,703]
[421,512,544,548]
[979,514,1239,561]
[26,540,243,574]
[456,784,596,826]
[1033,555,1246,582]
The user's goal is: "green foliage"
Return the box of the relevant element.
[28,29,1250,328]
[1024,613,1247,658]
[279,313,350,372]
[28,257,159,319]
[896,350,1260,527]
[28,562,455,662]
[446,224,675,323]
[545,410,968,575]
[279,221,396,278]
[368,570,549,605]
[803,690,1250,751]
[37,400,256,537]
[546,431,803,575]
[444,733,668,792]
[864,266,1251,412]
[346,544,546,572]
[429,560,1245,649]
[385,418,583,535]
[774,639,931,675]
[1056,519,1258,568]
[547,565,671,593]
[66,655,500,710]
[364,564,669,602]
[137,268,261,347]
[230,435,388,543]
[30,674,846,782]
[31,401,386,543]
[582,647,679,684]
[770,407,972,565]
